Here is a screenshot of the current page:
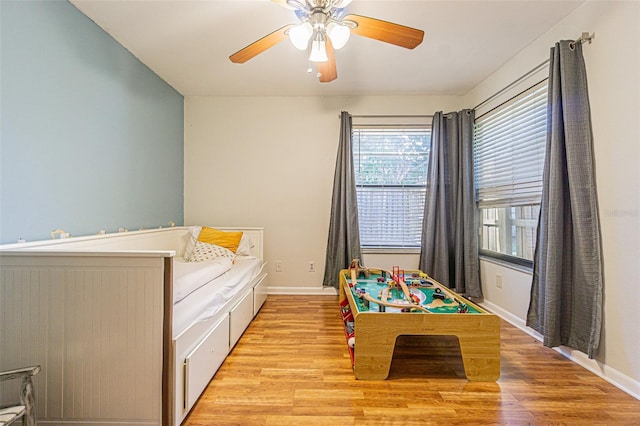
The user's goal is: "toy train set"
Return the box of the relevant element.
[339,260,501,381]
[347,259,474,315]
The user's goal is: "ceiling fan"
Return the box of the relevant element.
[229,0,425,83]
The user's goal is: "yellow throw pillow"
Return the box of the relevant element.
[197,227,243,253]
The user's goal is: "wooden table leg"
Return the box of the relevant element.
[353,333,396,380]
[458,335,501,382]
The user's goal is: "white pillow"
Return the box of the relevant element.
[188,241,235,263]
[183,226,202,260]
[235,234,255,257]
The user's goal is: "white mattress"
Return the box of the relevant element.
[172,257,263,338]
[173,256,232,303]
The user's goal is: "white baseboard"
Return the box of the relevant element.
[479,299,640,401]
[268,286,338,296]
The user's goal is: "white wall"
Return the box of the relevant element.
[466,0,640,395]
[185,0,639,397]
[184,95,462,291]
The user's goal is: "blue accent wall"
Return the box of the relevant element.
[0,0,184,244]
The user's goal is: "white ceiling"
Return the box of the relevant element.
[69,0,585,97]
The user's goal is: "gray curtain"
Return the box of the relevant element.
[323,111,362,288]
[527,41,603,358]
[419,110,482,297]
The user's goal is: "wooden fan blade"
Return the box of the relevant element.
[318,39,337,83]
[229,24,294,64]
[344,14,424,49]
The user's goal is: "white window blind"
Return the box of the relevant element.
[474,80,548,208]
[352,126,430,248]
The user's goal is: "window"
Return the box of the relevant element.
[474,80,547,265]
[352,125,431,250]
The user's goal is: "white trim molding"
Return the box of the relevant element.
[479,300,640,401]
[268,286,338,296]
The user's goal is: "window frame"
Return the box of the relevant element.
[476,212,539,268]
[351,120,431,252]
[473,79,548,268]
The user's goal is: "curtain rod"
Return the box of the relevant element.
[570,31,595,49]
[341,114,434,118]
[473,32,594,111]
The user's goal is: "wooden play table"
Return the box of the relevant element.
[339,268,500,381]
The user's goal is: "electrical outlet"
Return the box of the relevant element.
[309,261,315,272]
[275,261,282,272]
[496,274,503,289]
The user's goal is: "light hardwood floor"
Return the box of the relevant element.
[183,295,640,425]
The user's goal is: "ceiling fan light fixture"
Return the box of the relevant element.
[230,0,425,83]
[326,22,350,49]
[289,22,313,50]
[286,0,309,12]
[309,37,328,62]
[334,0,353,8]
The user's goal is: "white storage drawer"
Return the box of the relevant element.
[184,314,230,411]
[229,289,254,348]
[253,274,268,316]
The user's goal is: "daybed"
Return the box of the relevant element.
[0,226,267,425]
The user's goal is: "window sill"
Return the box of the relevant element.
[362,247,421,255]
[479,254,533,275]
